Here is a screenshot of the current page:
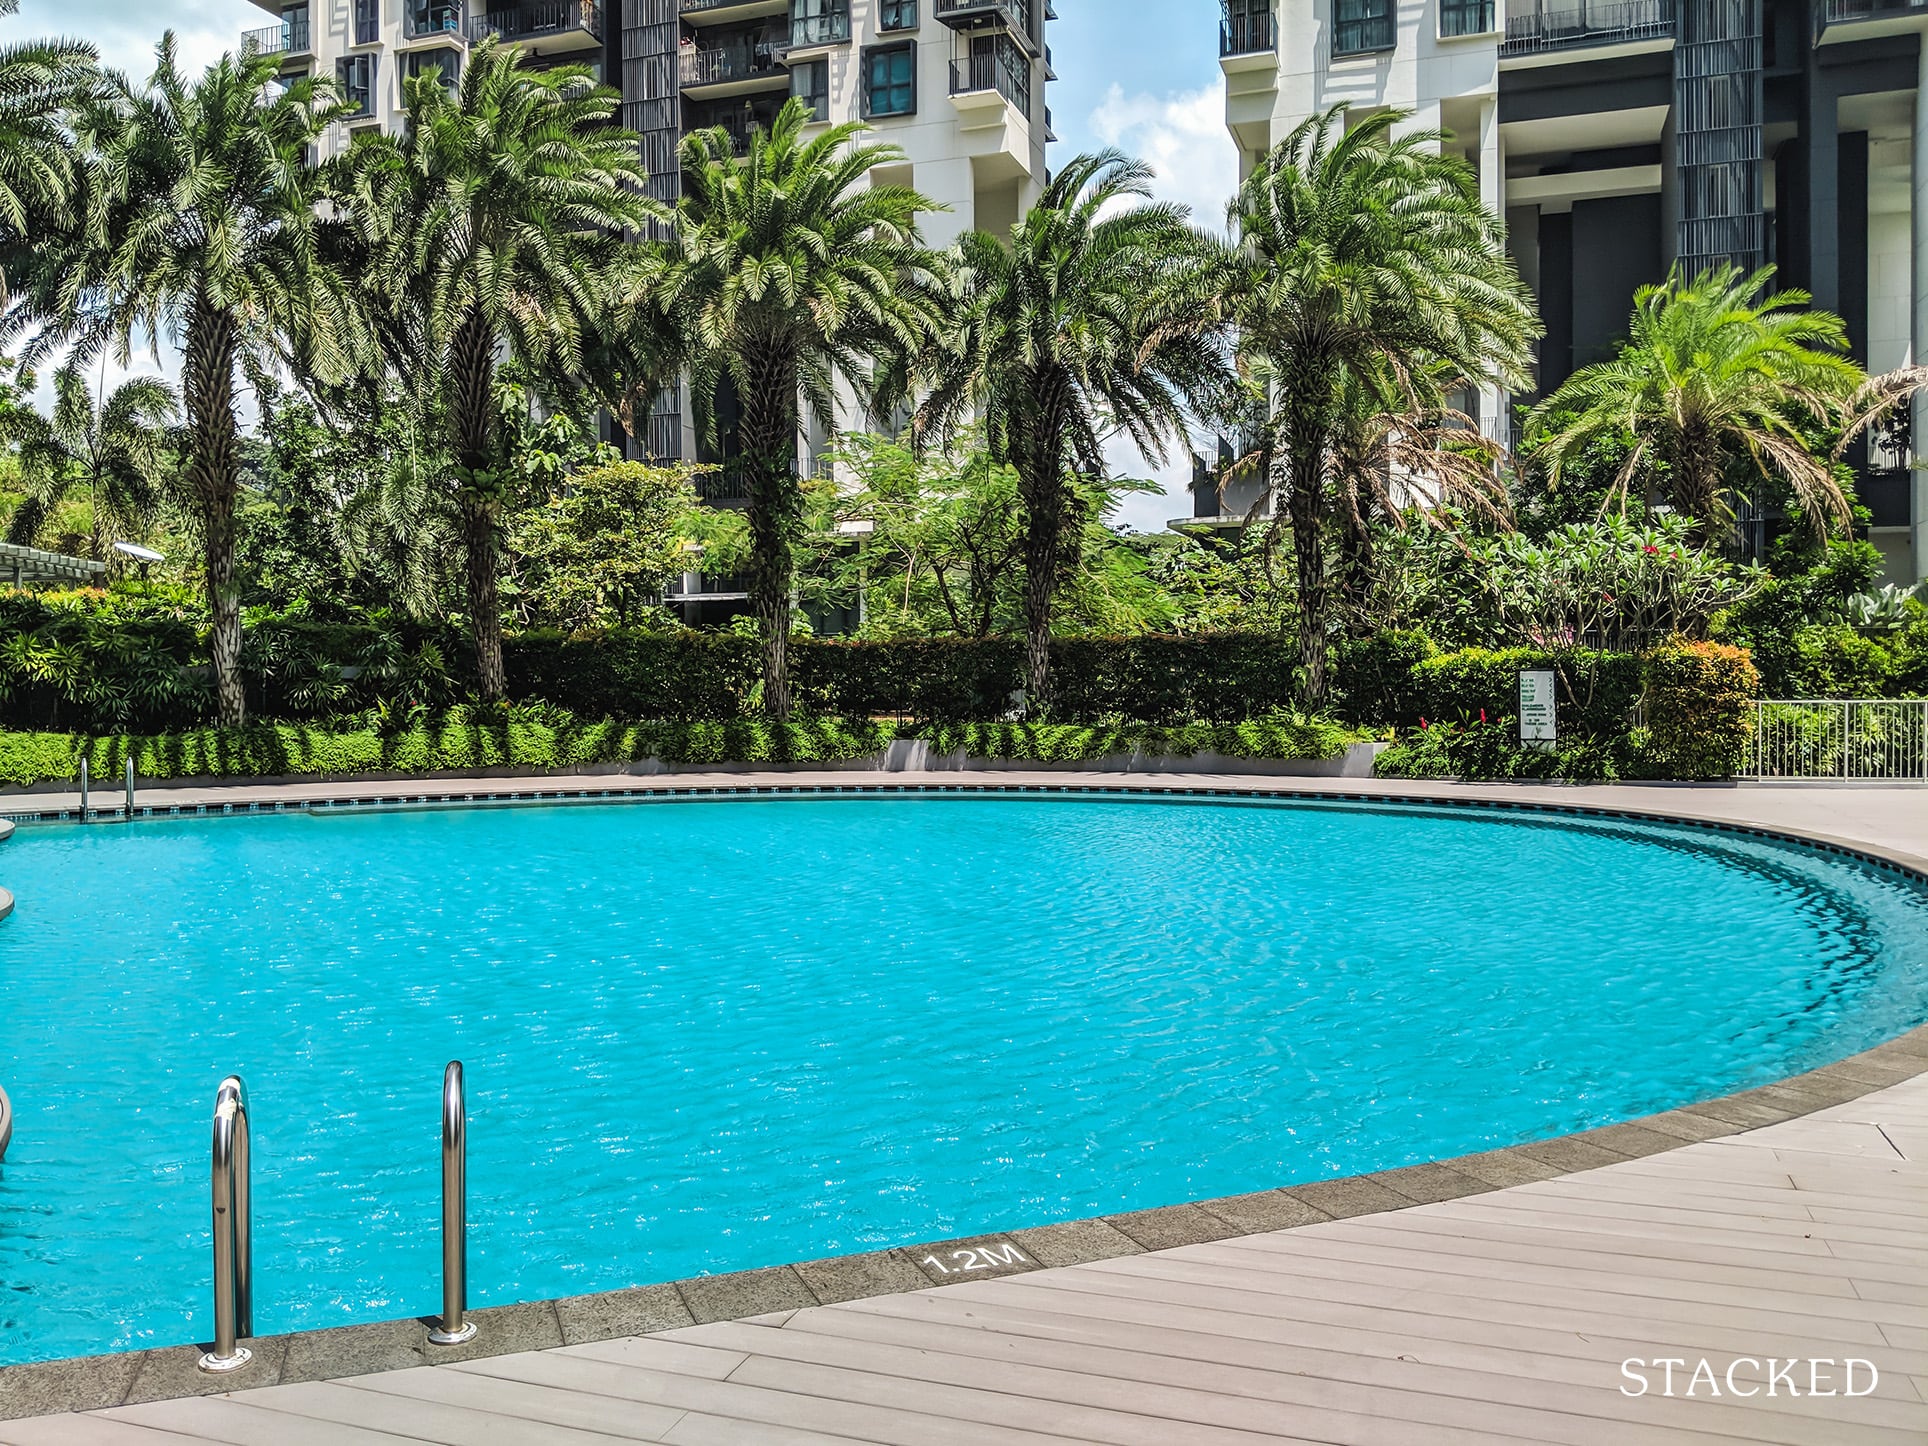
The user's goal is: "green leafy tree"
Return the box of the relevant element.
[507,460,702,630]
[339,37,654,700]
[914,150,1224,712]
[12,37,361,725]
[3,360,175,559]
[0,0,97,303]
[1529,265,1922,545]
[651,98,945,717]
[1223,107,1538,703]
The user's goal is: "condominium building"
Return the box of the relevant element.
[1216,0,1928,584]
[245,1,1055,623]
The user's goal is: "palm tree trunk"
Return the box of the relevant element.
[1286,442,1329,706]
[185,294,246,728]
[449,310,505,701]
[1020,463,1060,717]
[739,348,802,720]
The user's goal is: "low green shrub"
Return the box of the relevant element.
[1641,639,1759,779]
[1407,647,1643,735]
[921,714,1355,763]
[1373,719,1639,782]
[0,708,897,788]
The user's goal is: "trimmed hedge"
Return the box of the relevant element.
[1642,639,1759,780]
[0,710,897,788]
[1406,647,1643,736]
[922,716,1356,764]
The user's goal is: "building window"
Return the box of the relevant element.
[862,43,915,117]
[405,47,461,88]
[1438,0,1493,34]
[339,53,377,115]
[791,59,829,119]
[1333,0,1395,54]
[354,0,379,47]
[791,0,852,47]
[880,0,918,29]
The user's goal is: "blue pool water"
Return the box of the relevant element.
[2,793,1927,1365]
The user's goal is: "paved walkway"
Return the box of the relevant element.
[3,777,1926,1444]
[6,1070,1926,1445]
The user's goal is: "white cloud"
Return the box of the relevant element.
[15,0,262,84]
[1089,78,1238,236]
[1086,79,1237,530]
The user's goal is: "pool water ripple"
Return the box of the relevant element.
[0,794,1925,1365]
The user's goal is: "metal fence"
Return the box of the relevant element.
[1751,700,1928,782]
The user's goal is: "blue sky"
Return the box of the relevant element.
[16,0,1237,527]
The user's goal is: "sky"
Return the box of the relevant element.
[15,0,1238,531]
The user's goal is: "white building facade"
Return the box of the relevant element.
[1217,0,1928,585]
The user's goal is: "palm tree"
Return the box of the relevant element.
[3,360,176,558]
[1529,264,1920,544]
[1224,107,1538,702]
[10,37,359,726]
[338,38,654,701]
[915,150,1225,714]
[0,0,97,304]
[650,98,945,719]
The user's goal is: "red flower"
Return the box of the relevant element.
[1420,717,1429,730]
[1643,544,1660,554]
[1479,709,1487,723]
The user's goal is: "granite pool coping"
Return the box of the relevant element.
[3,778,1927,1421]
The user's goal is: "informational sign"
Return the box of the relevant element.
[1520,669,1558,747]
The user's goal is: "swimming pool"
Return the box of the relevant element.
[1,792,1925,1366]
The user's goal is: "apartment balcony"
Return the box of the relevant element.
[679,0,787,24]
[404,2,468,41]
[1814,0,1927,40]
[242,14,314,60]
[467,0,603,53]
[679,40,790,96]
[935,0,1042,56]
[1500,0,1675,56]
[950,45,1033,121]
[1220,11,1277,58]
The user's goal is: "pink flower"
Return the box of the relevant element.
[1479,709,1487,723]
[1643,544,1660,554]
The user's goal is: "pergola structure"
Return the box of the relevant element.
[0,540,107,587]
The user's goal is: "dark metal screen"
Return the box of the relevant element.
[1674,0,1764,272]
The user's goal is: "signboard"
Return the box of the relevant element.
[1520,670,1557,747]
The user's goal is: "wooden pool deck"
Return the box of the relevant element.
[2,778,1926,1444]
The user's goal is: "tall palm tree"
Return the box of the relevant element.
[1529,264,1920,544]
[0,0,97,304]
[11,37,359,725]
[651,98,945,719]
[3,359,176,558]
[339,38,654,701]
[915,150,1225,714]
[1224,107,1538,702]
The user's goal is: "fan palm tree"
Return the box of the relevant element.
[337,38,655,700]
[9,37,360,726]
[4,360,176,558]
[1223,107,1538,702]
[1529,264,1922,544]
[648,98,946,719]
[914,150,1226,714]
[0,0,97,304]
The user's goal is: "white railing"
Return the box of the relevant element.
[1751,699,1928,782]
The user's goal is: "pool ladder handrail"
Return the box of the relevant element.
[198,1076,253,1373]
[429,1060,476,1345]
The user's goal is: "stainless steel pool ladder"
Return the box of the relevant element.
[429,1060,476,1345]
[198,1076,253,1373]
[77,757,88,823]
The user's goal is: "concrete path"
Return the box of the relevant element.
[3,776,1926,1443]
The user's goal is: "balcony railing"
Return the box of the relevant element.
[405,3,467,39]
[467,0,603,43]
[935,0,1034,30]
[679,41,788,88]
[1499,0,1675,53]
[1332,1,1396,54]
[786,10,853,46]
[242,15,312,57]
[1220,11,1277,54]
[1440,0,1495,34]
[950,49,1031,114]
[1815,0,1927,38]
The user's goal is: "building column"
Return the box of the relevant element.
[1915,46,1928,579]
[1478,95,1509,448]
[1806,71,1840,314]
